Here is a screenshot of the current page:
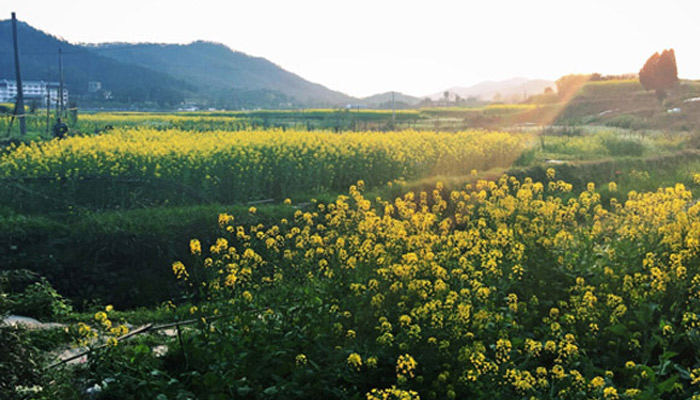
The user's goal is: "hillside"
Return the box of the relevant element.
[358,91,421,108]
[0,20,355,108]
[0,20,193,107]
[88,41,354,106]
[432,77,554,102]
[553,79,700,130]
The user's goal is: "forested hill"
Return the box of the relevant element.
[0,20,193,107]
[90,41,354,106]
[0,20,355,108]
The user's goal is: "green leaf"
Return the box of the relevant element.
[673,364,691,380]
[237,386,253,396]
[657,360,672,375]
[263,386,279,395]
[639,365,656,382]
[659,351,678,362]
[607,323,629,337]
[657,375,678,393]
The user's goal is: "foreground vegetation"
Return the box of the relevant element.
[3,98,700,398]
[31,173,700,399]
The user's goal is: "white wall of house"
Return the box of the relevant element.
[0,79,69,105]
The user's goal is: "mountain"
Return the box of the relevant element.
[0,20,354,108]
[1,19,551,110]
[0,19,193,106]
[430,77,554,102]
[358,92,421,108]
[87,41,354,106]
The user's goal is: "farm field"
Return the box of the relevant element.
[145,172,700,399]
[0,128,524,210]
[4,1,700,396]
[3,77,700,139]
[4,104,700,399]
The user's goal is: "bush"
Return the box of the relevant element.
[12,280,73,320]
[0,326,44,400]
[0,270,72,320]
[604,115,649,131]
[599,133,646,157]
[542,125,584,137]
[0,325,81,400]
[513,147,537,167]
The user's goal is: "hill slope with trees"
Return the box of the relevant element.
[0,20,355,108]
[90,41,354,107]
[0,20,192,107]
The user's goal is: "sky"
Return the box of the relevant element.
[1,1,699,98]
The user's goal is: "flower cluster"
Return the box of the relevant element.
[173,174,700,398]
[0,128,524,205]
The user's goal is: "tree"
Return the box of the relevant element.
[639,49,678,101]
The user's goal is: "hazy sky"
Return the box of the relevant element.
[2,1,699,97]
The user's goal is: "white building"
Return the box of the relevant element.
[0,79,68,106]
[88,81,102,93]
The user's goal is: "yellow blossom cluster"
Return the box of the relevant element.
[174,173,700,398]
[76,305,129,347]
[0,128,525,205]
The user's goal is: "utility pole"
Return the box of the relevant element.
[46,73,51,135]
[11,12,26,135]
[391,91,395,125]
[59,47,65,118]
[46,91,51,135]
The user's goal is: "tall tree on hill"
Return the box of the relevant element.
[639,49,678,101]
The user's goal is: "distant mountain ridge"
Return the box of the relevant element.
[1,19,553,109]
[0,19,354,108]
[430,77,554,102]
[88,41,354,106]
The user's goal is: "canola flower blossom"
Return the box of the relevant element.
[77,305,128,348]
[78,112,249,132]
[295,354,308,367]
[396,354,418,379]
[347,353,363,370]
[0,128,525,205]
[366,386,421,400]
[167,174,700,399]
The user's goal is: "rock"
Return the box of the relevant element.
[1,315,66,329]
[152,345,168,357]
[160,327,178,337]
[55,346,89,365]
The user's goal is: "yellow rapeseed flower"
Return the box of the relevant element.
[347,353,362,370]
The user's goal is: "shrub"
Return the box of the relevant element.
[0,270,72,320]
[0,326,44,400]
[604,115,649,131]
[599,133,646,157]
